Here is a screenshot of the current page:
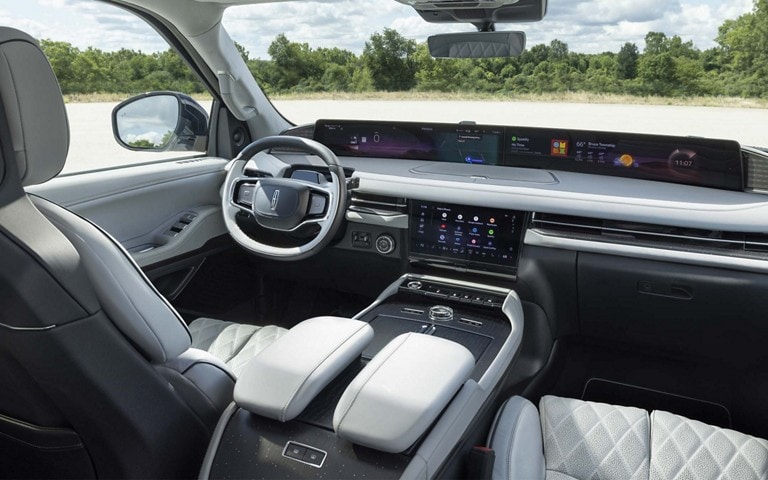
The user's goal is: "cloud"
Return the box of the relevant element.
[223,1,417,58]
[3,0,167,52]
[517,0,752,53]
[1,0,756,59]
[573,0,681,25]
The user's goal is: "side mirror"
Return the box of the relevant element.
[112,92,208,152]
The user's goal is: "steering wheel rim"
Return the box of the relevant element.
[222,135,347,261]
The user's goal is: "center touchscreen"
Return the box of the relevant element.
[410,200,527,274]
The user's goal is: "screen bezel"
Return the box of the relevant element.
[408,199,528,276]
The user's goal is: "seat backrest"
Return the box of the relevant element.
[0,27,214,479]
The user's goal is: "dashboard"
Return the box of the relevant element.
[276,118,768,277]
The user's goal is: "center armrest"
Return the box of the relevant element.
[333,332,475,453]
[233,316,373,422]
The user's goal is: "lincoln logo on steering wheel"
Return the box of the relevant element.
[270,189,280,211]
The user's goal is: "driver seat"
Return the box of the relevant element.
[0,27,284,478]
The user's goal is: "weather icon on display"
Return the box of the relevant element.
[615,154,636,168]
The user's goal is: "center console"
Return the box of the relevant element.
[198,193,529,479]
[198,273,524,479]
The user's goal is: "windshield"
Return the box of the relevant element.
[221,0,767,147]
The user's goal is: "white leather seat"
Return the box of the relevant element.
[489,395,768,480]
[188,318,287,377]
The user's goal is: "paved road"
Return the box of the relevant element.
[63,100,768,174]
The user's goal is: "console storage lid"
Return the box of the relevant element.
[333,332,475,453]
[234,316,373,422]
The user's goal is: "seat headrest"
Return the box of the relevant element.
[0,27,69,187]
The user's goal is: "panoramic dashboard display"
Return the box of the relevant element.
[504,127,743,190]
[409,200,526,275]
[315,120,504,164]
[314,120,744,190]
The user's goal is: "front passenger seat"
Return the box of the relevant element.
[489,396,768,480]
[0,27,283,479]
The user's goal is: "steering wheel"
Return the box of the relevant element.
[222,136,347,261]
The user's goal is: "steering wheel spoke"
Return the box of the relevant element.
[222,136,348,261]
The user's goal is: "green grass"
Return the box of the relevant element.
[64,91,768,109]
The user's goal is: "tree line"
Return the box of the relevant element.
[41,0,768,98]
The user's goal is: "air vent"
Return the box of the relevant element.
[530,212,768,258]
[349,192,407,216]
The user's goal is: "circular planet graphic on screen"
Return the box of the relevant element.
[617,154,635,167]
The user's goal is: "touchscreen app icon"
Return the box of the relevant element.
[551,139,568,156]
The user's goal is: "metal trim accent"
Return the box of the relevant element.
[525,229,768,274]
[0,323,56,332]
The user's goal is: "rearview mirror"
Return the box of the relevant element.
[428,31,526,58]
[112,92,208,152]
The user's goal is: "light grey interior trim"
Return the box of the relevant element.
[345,210,408,229]
[27,158,227,208]
[28,159,227,254]
[198,402,238,480]
[334,332,475,453]
[131,206,225,267]
[526,229,768,274]
[310,156,768,233]
[410,163,558,185]
[488,396,545,480]
[234,316,373,422]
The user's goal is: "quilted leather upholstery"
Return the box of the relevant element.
[492,396,768,480]
[188,318,287,377]
[226,325,287,377]
[207,323,261,362]
[449,41,513,58]
[540,396,650,480]
[651,410,768,480]
[189,317,233,350]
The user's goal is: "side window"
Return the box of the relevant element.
[1,1,210,175]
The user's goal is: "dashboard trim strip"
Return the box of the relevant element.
[525,229,768,274]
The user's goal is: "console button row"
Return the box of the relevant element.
[283,441,326,468]
[400,280,504,308]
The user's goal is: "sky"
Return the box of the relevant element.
[0,0,755,59]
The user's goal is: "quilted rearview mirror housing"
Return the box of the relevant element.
[427,31,526,58]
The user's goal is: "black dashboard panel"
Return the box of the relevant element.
[314,120,743,191]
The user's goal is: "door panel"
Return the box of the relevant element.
[28,158,229,268]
